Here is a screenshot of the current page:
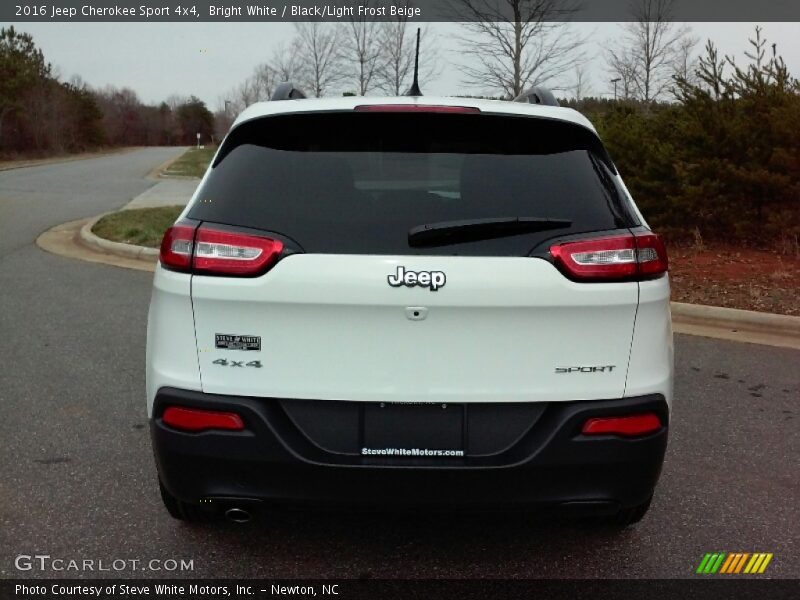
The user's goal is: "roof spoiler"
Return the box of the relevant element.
[271,82,307,101]
[513,87,559,107]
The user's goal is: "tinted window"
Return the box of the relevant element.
[188,112,637,256]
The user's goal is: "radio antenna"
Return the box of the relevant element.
[406,28,423,96]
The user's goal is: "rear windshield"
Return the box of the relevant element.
[188,112,637,256]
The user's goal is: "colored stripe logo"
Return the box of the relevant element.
[696,552,773,574]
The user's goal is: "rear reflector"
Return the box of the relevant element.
[159,224,284,277]
[581,413,662,437]
[354,104,480,113]
[549,232,668,281]
[162,406,244,433]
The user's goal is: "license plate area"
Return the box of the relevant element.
[362,403,464,456]
[279,399,547,459]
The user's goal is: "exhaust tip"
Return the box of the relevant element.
[225,507,251,524]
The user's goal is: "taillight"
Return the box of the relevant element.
[354,104,480,113]
[162,406,244,433]
[634,232,669,278]
[549,232,668,282]
[581,413,662,437]
[159,224,284,277]
[193,227,283,276]
[159,224,196,271]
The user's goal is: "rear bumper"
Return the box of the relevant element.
[151,388,668,512]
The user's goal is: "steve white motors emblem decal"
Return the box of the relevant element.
[215,334,261,351]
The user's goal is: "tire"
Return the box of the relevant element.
[611,495,653,527]
[158,479,214,522]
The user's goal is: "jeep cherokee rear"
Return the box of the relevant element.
[147,95,672,525]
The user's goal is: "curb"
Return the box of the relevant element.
[145,147,192,180]
[671,302,800,336]
[78,214,159,263]
[156,174,200,181]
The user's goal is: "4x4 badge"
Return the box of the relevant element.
[388,266,446,292]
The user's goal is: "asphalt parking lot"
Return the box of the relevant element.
[0,149,798,579]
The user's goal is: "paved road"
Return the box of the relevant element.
[0,150,798,580]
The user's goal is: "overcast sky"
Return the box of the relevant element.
[12,22,800,110]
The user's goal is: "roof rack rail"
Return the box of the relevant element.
[513,87,559,107]
[271,82,307,101]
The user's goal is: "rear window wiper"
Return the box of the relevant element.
[408,217,572,248]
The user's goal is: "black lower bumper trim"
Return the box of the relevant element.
[151,388,668,509]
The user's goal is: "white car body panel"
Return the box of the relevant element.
[146,266,201,416]
[624,277,674,407]
[190,255,638,403]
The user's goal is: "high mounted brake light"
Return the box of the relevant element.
[354,105,481,114]
[549,232,668,282]
[159,223,284,277]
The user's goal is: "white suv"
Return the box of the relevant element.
[147,91,673,526]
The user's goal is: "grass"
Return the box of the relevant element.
[160,146,216,178]
[92,206,184,248]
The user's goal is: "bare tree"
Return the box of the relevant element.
[340,6,383,95]
[164,94,188,113]
[295,22,344,97]
[606,46,639,99]
[219,40,304,122]
[571,62,590,101]
[233,78,258,111]
[269,40,303,82]
[672,35,699,86]
[452,0,585,98]
[607,0,694,102]
[250,63,277,100]
[222,62,278,117]
[375,19,414,95]
[375,18,414,95]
